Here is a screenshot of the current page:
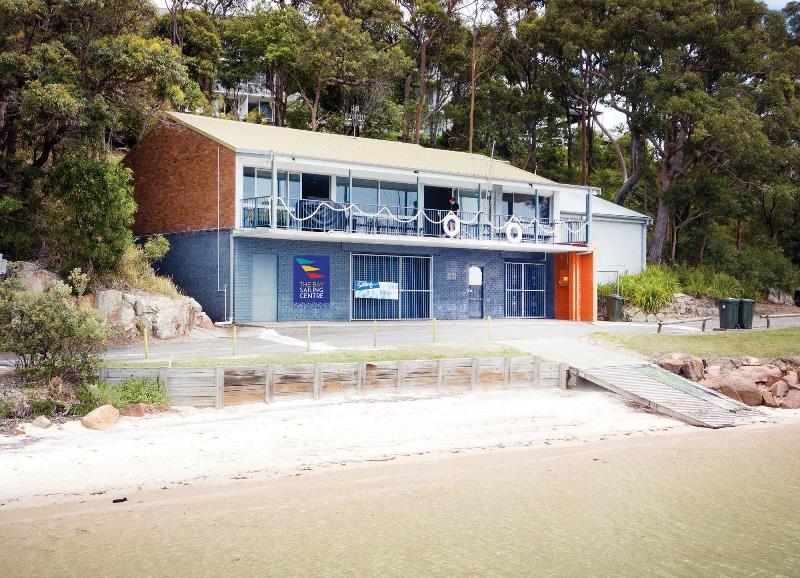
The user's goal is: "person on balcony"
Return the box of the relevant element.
[444,195,460,236]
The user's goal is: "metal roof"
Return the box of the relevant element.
[167,112,556,185]
[560,191,649,221]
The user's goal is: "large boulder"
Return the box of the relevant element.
[780,390,800,410]
[770,380,790,398]
[703,375,763,406]
[762,391,780,408]
[738,365,784,386]
[15,262,60,293]
[80,405,120,431]
[94,289,204,340]
[659,356,705,382]
[767,287,794,305]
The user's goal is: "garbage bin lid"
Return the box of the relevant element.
[719,297,739,302]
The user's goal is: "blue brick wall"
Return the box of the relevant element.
[233,237,554,322]
[157,230,232,322]
[152,230,556,323]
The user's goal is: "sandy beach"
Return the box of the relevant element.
[1,387,697,510]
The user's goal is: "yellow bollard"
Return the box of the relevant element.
[232,324,237,357]
[373,319,378,349]
[142,325,149,360]
[432,317,437,344]
[487,315,492,341]
[306,323,311,352]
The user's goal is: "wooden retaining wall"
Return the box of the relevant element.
[100,357,566,409]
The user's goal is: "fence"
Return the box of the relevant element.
[100,356,565,409]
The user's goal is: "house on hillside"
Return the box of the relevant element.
[123,112,649,323]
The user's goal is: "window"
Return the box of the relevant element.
[242,167,271,198]
[350,178,379,207]
[302,173,330,200]
[538,195,551,221]
[379,181,418,215]
[458,189,480,214]
[502,192,549,220]
[336,176,349,201]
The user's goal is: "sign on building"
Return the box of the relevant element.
[353,280,399,300]
[293,256,330,304]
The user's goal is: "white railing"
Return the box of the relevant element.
[241,196,588,245]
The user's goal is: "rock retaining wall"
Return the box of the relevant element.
[659,354,800,409]
[13,261,212,340]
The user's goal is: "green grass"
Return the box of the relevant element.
[104,343,528,369]
[594,327,800,359]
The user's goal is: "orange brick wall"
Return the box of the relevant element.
[123,118,236,236]
[555,252,596,321]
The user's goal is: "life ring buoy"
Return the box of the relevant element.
[506,221,523,243]
[442,212,460,238]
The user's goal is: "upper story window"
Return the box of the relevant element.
[242,167,300,203]
[347,178,417,213]
[502,192,551,221]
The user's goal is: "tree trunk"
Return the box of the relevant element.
[648,135,687,263]
[310,84,321,131]
[413,42,429,145]
[401,73,412,143]
[579,107,588,185]
[468,30,478,153]
[698,223,709,264]
[736,218,743,251]
[615,129,644,205]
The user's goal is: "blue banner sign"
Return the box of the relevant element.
[353,280,399,300]
[293,256,330,304]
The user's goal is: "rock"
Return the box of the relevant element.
[660,360,684,375]
[779,389,800,409]
[13,427,25,436]
[121,403,147,418]
[767,287,794,305]
[703,375,763,406]
[786,372,799,387]
[31,416,52,429]
[681,358,705,382]
[80,405,120,431]
[762,391,780,408]
[740,356,761,367]
[15,262,60,294]
[706,365,722,379]
[197,312,214,330]
[738,365,784,385]
[770,380,790,398]
[94,289,204,340]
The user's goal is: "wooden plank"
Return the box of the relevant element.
[558,363,568,390]
[313,365,322,400]
[214,367,223,409]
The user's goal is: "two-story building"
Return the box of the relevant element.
[124,112,649,323]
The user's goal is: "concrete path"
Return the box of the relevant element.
[505,337,647,368]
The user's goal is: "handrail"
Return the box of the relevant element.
[657,316,714,333]
[240,195,588,245]
[759,312,800,328]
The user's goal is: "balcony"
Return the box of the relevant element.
[240,196,588,246]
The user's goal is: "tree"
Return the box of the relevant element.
[0,0,187,261]
[43,154,137,274]
[292,1,407,130]
[395,0,463,144]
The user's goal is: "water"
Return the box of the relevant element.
[2,423,799,577]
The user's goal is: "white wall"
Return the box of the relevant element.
[590,217,647,281]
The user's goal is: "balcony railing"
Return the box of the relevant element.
[241,196,588,246]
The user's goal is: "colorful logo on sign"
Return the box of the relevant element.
[293,256,330,304]
[296,257,326,280]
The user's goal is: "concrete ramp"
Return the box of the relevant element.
[577,364,758,428]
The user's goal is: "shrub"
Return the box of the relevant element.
[28,396,56,417]
[43,153,136,274]
[67,267,90,296]
[676,266,744,300]
[73,376,169,414]
[615,266,679,314]
[111,239,181,298]
[705,239,799,296]
[0,275,109,382]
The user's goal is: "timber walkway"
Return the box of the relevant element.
[576,364,757,428]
